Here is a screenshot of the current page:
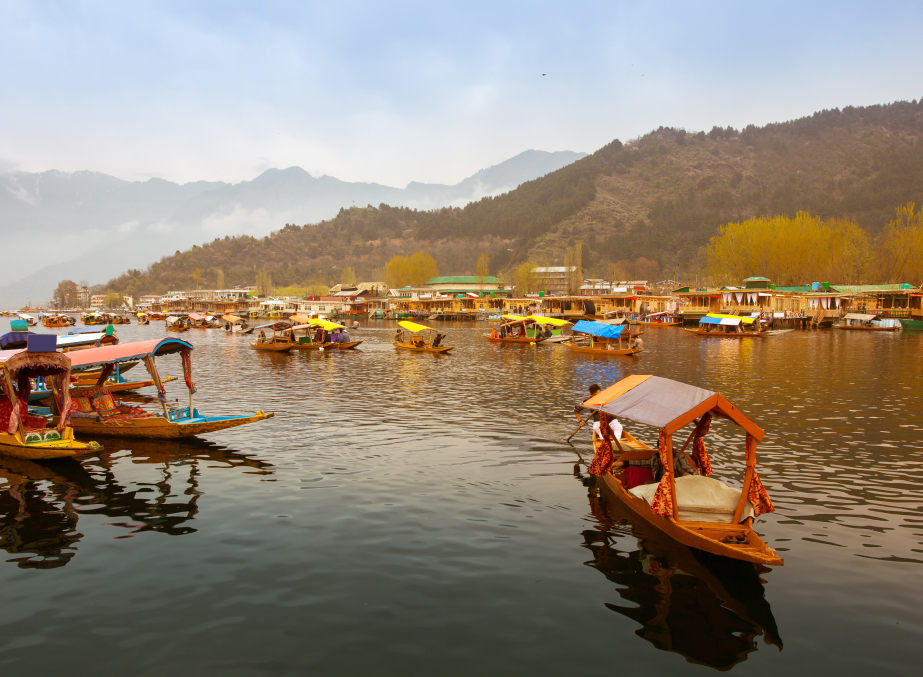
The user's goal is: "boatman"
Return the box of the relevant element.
[574,384,601,423]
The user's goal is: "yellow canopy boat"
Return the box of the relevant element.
[582,374,781,566]
[393,321,452,353]
[290,319,363,350]
[485,315,548,344]
[248,322,295,352]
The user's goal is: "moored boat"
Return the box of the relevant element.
[222,314,249,332]
[63,338,274,438]
[897,317,923,331]
[581,374,782,566]
[684,314,768,337]
[635,310,681,326]
[563,320,643,355]
[0,336,103,459]
[393,321,452,353]
[838,313,902,331]
[41,313,76,327]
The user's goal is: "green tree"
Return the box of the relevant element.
[513,261,538,294]
[475,254,491,286]
[192,268,203,289]
[216,268,226,289]
[341,266,357,286]
[104,291,124,309]
[877,202,923,284]
[53,280,79,308]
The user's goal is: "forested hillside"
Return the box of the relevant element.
[105,99,923,296]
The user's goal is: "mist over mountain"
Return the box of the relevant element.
[0,150,585,306]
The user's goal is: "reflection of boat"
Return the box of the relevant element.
[579,472,782,670]
[64,338,274,438]
[563,319,643,355]
[582,374,782,566]
[393,321,452,353]
[0,439,274,568]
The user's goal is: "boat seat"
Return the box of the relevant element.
[629,475,755,523]
[78,387,156,421]
[0,398,59,440]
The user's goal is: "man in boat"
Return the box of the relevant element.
[394,328,404,343]
[491,326,499,339]
[338,328,350,343]
[631,336,643,351]
[574,384,601,423]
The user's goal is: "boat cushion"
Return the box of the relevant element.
[629,474,755,523]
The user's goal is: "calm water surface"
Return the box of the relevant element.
[1,319,921,675]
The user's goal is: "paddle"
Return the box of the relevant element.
[566,412,594,442]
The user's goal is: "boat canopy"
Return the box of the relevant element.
[310,319,347,330]
[645,311,669,317]
[0,331,34,350]
[0,347,71,377]
[844,313,876,321]
[571,320,626,338]
[18,313,35,321]
[188,313,205,321]
[501,314,537,323]
[289,314,313,324]
[222,314,244,323]
[68,325,115,336]
[57,333,108,349]
[582,374,763,439]
[399,320,432,333]
[700,314,757,325]
[67,338,193,372]
[251,322,291,331]
[531,316,571,326]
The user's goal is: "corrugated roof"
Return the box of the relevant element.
[426,276,500,284]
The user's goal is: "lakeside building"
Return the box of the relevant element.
[532,267,577,295]
[90,294,105,309]
[163,287,256,315]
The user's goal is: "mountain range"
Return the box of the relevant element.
[0,150,586,306]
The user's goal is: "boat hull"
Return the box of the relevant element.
[0,430,102,460]
[393,342,453,353]
[249,342,295,352]
[69,410,274,439]
[564,343,640,355]
[683,329,767,337]
[483,334,546,344]
[898,318,923,331]
[837,325,901,331]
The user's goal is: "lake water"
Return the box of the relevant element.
[1,318,921,675]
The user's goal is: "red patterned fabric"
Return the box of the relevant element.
[3,399,21,434]
[181,349,197,394]
[746,434,775,517]
[692,412,713,477]
[650,431,675,516]
[588,412,615,476]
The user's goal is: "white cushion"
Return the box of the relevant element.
[628,474,755,523]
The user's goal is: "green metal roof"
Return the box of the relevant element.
[743,276,771,281]
[426,276,500,285]
[829,283,916,293]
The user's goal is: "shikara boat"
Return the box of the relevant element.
[222,314,249,332]
[291,319,363,350]
[18,313,37,327]
[484,315,548,344]
[136,312,150,325]
[393,320,452,353]
[62,338,274,438]
[249,322,296,352]
[41,313,76,327]
[0,337,103,459]
[563,320,643,355]
[531,316,573,343]
[838,313,901,331]
[188,313,218,329]
[684,314,768,337]
[635,311,681,327]
[165,315,190,332]
[582,374,782,566]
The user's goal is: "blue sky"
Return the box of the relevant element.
[1,1,921,186]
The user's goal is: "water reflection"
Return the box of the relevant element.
[576,468,782,671]
[0,439,273,569]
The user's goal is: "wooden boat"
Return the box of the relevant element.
[41,313,76,327]
[393,320,452,353]
[136,312,150,325]
[634,311,681,327]
[837,313,901,331]
[290,318,362,350]
[898,318,923,331]
[684,314,768,337]
[188,313,218,329]
[62,338,275,438]
[165,315,190,332]
[222,314,249,332]
[18,313,37,327]
[0,339,103,459]
[581,374,782,566]
[249,322,296,352]
[563,319,643,355]
[484,315,548,344]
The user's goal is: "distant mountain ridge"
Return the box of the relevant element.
[0,149,586,306]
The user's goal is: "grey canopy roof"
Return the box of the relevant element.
[594,375,716,429]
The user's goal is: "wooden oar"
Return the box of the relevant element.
[566,413,594,442]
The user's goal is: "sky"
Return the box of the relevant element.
[1,1,922,187]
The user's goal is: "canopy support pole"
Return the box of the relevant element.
[733,435,758,524]
[143,355,170,418]
[2,370,25,439]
